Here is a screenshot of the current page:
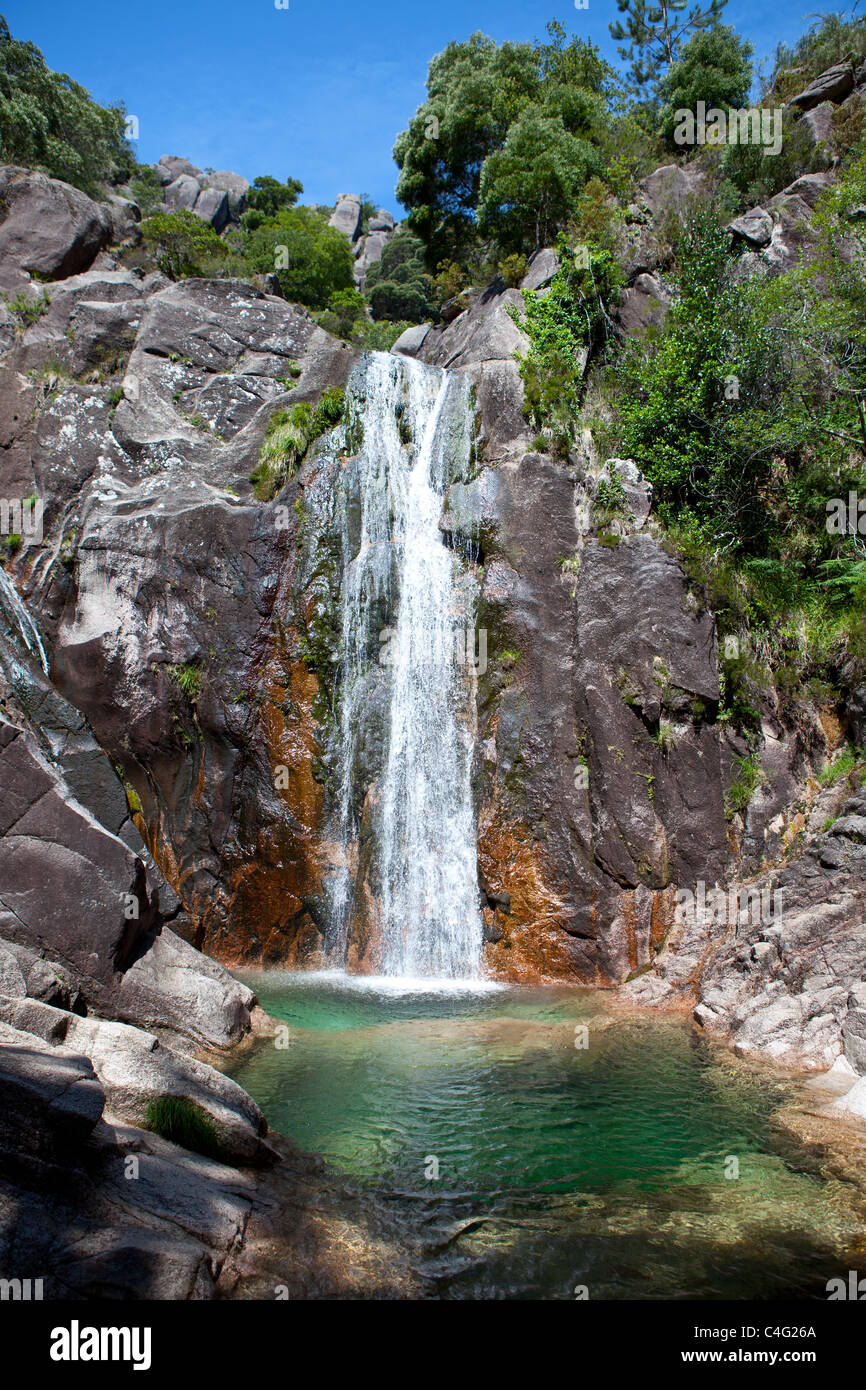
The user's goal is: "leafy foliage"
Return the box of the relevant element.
[394,22,614,262]
[250,388,345,501]
[659,24,753,147]
[365,230,438,321]
[0,15,134,195]
[243,206,354,309]
[140,211,230,280]
[609,0,729,107]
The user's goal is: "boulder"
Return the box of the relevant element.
[0,166,111,281]
[329,194,362,241]
[158,156,205,181]
[0,1000,271,1165]
[163,174,201,214]
[193,186,230,232]
[118,928,257,1049]
[639,164,707,221]
[200,170,250,218]
[368,209,394,232]
[803,100,836,149]
[790,63,856,110]
[615,272,671,335]
[727,207,773,247]
[0,718,160,1012]
[0,1023,104,1165]
[521,247,559,293]
[391,323,431,357]
[779,172,835,208]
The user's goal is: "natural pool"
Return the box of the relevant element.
[227,971,866,1299]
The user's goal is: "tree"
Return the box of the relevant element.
[241,175,304,230]
[0,15,133,195]
[140,211,229,280]
[243,206,354,309]
[609,0,728,107]
[394,22,612,265]
[478,107,603,251]
[365,230,438,321]
[394,32,540,264]
[659,25,753,146]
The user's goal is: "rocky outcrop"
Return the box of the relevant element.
[0,166,112,288]
[625,782,866,1071]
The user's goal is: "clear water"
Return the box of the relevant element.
[229,973,866,1299]
[327,353,482,977]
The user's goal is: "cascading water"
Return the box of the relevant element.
[0,565,49,675]
[328,351,483,979]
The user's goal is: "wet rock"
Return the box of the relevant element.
[391,323,431,357]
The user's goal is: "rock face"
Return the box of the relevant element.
[626,785,866,1071]
[0,151,859,1066]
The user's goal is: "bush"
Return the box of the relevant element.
[127,165,164,217]
[241,174,304,230]
[659,25,754,149]
[140,210,231,280]
[365,230,438,322]
[250,388,345,500]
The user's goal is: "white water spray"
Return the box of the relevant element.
[329,353,483,978]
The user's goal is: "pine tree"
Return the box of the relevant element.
[609,0,728,106]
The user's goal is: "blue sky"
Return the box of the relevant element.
[4,0,847,216]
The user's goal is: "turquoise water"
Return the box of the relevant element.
[228,972,866,1299]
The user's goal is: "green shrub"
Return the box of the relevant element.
[167,663,202,699]
[127,165,164,217]
[3,290,50,328]
[144,1096,223,1159]
[141,211,230,280]
[365,230,438,322]
[243,206,354,309]
[250,388,345,500]
[725,752,765,818]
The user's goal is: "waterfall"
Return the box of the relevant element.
[329,352,483,979]
[0,565,49,675]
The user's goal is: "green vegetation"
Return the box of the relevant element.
[0,16,133,195]
[141,211,231,279]
[725,752,765,819]
[166,663,203,700]
[243,205,354,308]
[659,25,753,147]
[3,289,49,328]
[365,230,438,322]
[817,746,866,787]
[143,1096,223,1159]
[250,388,345,501]
[394,21,615,263]
[609,0,728,107]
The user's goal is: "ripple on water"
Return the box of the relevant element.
[228,974,866,1299]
